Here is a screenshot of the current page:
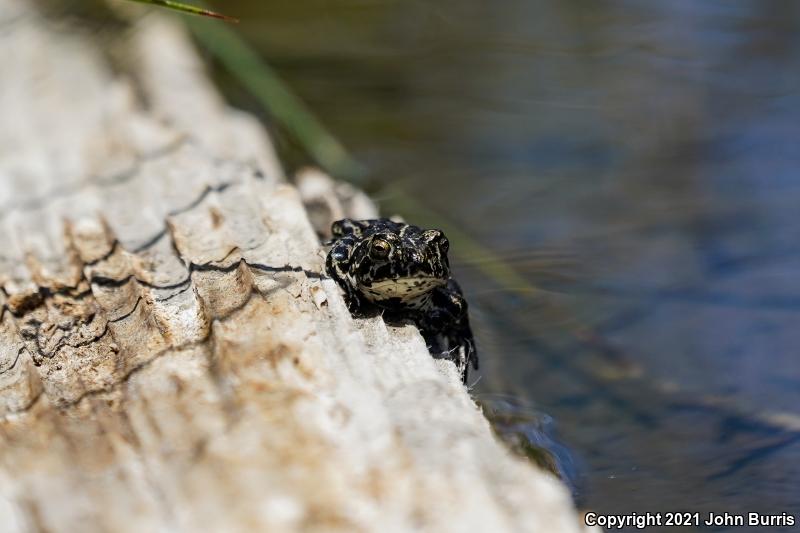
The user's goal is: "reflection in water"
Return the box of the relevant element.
[477,394,582,502]
[212,0,800,527]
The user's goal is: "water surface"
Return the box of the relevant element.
[212,1,800,528]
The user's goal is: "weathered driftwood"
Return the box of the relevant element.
[0,2,586,531]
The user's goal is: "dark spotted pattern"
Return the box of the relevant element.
[325,218,478,382]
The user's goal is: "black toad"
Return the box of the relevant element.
[325,218,478,382]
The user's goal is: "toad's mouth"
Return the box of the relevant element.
[360,276,446,301]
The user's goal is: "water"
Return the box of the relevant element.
[211,1,800,528]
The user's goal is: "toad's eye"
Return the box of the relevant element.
[439,237,449,253]
[369,239,391,259]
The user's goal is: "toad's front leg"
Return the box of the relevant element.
[325,237,366,313]
[422,281,479,382]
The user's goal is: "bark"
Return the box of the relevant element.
[0,2,586,531]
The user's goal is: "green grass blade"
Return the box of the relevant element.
[122,0,238,22]
[184,10,365,182]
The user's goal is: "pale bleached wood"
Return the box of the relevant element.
[0,2,587,532]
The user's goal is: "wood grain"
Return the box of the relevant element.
[0,2,586,531]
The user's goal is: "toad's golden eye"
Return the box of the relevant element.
[370,239,391,259]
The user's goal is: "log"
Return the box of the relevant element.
[0,2,587,531]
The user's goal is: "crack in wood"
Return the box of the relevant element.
[132,229,167,254]
[130,181,240,255]
[0,137,189,223]
[0,346,24,375]
[85,239,120,267]
[168,182,235,218]
[155,284,193,303]
[90,260,323,292]
[55,283,271,411]
[4,259,303,414]
[109,296,143,323]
